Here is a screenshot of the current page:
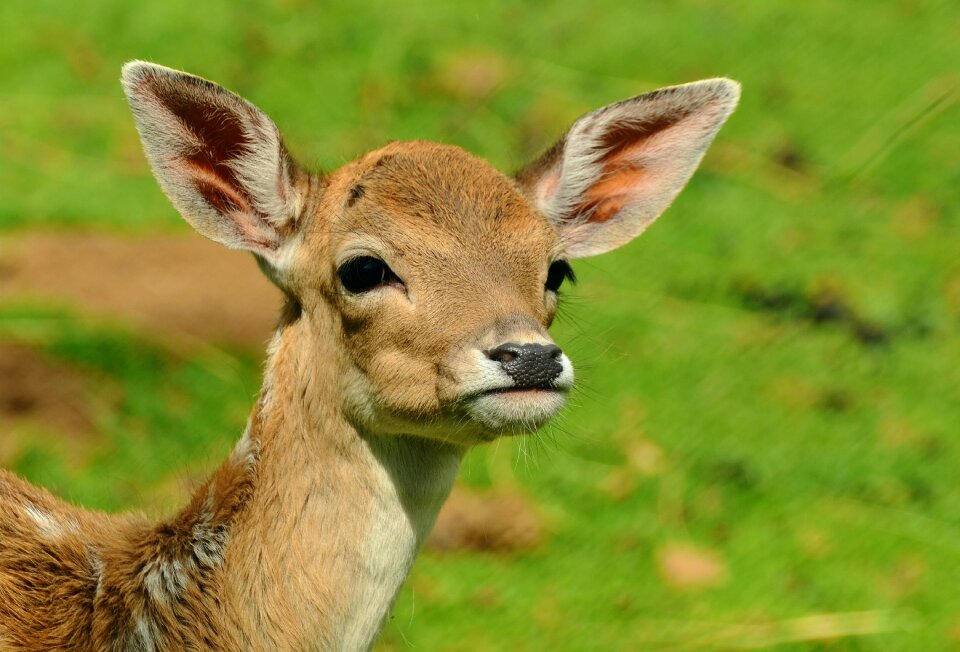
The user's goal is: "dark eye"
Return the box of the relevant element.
[545,260,575,293]
[337,256,399,293]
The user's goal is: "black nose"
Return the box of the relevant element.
[486,342,563,389]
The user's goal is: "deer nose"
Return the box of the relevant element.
[486,343,563,389]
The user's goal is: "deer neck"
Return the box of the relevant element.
[221,309,463,650]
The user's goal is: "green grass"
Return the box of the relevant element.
[1,1,959,649]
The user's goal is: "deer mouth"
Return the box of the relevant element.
[480,385,566,396]
[462,385,569,433]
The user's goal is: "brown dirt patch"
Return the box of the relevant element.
[656,541,729,592]
[0,231,280,346]
[0,342,100,443]
[427,487,547,554]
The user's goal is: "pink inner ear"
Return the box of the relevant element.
[577,114,685,224]
[185,161,252,216]
[582,164,647,223]
[186,162,277,250]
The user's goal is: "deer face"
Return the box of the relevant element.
[291,142,571,441]
[122,61,738,445]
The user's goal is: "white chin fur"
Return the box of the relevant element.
[465,390,567,433]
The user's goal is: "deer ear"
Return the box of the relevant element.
[121,61,304,266]
[516,79,739,259]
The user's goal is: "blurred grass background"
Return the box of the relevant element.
[1,1,959,649]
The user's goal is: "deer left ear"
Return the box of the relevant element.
[516,79,740,258]
[121,61,305,268]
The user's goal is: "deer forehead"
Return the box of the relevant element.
[314,142,561,272]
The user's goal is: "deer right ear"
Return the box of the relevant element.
[121,61,305,266]
[517,79,739,259]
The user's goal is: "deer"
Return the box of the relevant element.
[0,61,738,651]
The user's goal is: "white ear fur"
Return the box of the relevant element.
[517,79,740,258]
[121,61,303,264]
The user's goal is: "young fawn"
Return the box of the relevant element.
[0,62,738,650]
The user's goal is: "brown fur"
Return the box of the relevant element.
[0,62,737,650]
[0,442,256,651]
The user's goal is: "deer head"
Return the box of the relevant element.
[121,61,739,447]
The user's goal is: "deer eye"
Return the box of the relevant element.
[545,260,575,293]
[337,256,399,293]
